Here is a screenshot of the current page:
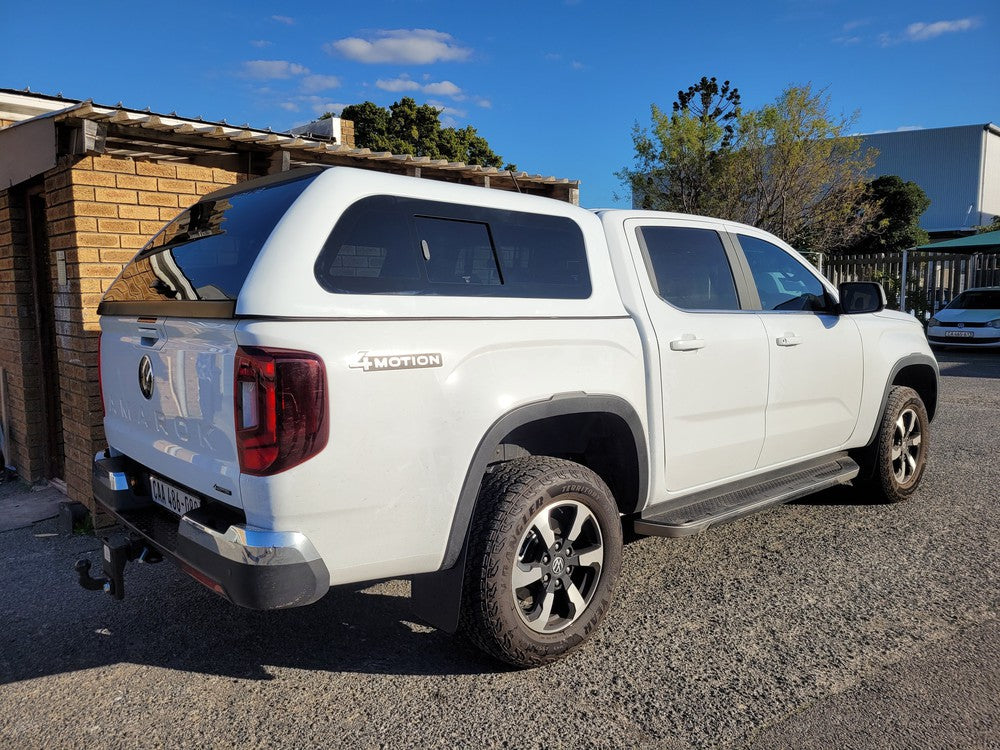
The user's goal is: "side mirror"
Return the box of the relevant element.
[838,282,886,314]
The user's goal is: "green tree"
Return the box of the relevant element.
[725,85,877,254]
[618,77,741,214]
[337,98,505,168]
[975,215,1000,234]
[620,81,878,255]
[840,175,931,254]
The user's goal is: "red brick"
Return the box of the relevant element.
[94,188,138,204]
[92,156,136,174]
[158,178,196,194]
[136,161,176,178]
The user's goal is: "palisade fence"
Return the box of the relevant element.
[822,251,1000,323]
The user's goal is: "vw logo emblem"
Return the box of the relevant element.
[957,322,964,328]
[138,355,154,400]
[551,557,565,576]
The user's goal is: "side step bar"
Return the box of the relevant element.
[635,453,860,538]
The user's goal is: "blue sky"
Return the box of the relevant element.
[2,1,996,208]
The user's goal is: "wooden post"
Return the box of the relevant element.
[900,249,909,312]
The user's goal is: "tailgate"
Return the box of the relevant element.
[101,315,243,508]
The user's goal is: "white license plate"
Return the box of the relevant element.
[945,330,974,338]
[150,475,201,516]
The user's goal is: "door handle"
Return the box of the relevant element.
[776,333,802,347]
[669,336,706,351]
[138,327,161,347]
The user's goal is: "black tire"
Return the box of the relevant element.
[866,385,930,503]
[458,457,623,668]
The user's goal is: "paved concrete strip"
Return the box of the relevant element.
[0,482,64,531]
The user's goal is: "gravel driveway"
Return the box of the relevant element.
[1,351,997,749]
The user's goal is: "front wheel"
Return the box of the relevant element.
[458,457,623,667]
[867,385,931,502]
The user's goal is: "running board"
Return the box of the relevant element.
[634,454,860,538]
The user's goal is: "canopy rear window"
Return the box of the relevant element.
[314,195,591,299]
[99,171,318,317]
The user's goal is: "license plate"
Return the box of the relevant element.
[150,475,201,516]
[945,330,974,338]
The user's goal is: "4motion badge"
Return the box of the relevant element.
[349,351,443,373]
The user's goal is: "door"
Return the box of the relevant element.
[25,187,65,481]
[627,221,769,492]
[735,234,863,468]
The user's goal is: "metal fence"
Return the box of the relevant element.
[823,250,1000,321]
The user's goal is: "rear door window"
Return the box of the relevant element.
[636,226,741,311]
[315,196,591,298]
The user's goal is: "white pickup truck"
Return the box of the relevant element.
[81,166,938,667]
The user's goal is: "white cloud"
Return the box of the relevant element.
[880,17,981,46]
[326,29,472,64]
[307,99,348,116]
[300,74,341,93]
[250,39,273,48]
[427,100,466,119]
[423,80,463,98]
[475,97,492,109]
[376,76,421,92]
[571,60,586,70]
[242,60,309,79]
[833,35,862,45]
[904,18,979,41]
[375,76,465,99]
[271,15,295,25]
[279,102,300,112]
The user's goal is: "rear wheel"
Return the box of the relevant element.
[458,457,623,667]
[867,385,930,502]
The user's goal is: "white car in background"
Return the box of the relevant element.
[927,287,1000,348]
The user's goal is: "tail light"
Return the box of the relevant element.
[234,347,328,475]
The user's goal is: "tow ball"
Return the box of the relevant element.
[75,532,162,600]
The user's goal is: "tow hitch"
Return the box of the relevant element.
[75,532,162,600]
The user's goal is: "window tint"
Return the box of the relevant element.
[738,235,830,312]
[315,196,590,298]
[636,226,740,311]
[947,290,1000,310]
[103,173,316,304]
[415,217,501,286]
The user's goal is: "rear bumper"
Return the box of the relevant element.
[93,452,330,609]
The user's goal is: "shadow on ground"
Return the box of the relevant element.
[0,518,502,685]
[934,349,1000,379]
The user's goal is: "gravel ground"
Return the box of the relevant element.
[0,350,997,749]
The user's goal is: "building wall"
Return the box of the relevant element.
[0,186,49,480]
[981,128,1000,226]
[0,154,240,507]
[341,120,355,148]
[860,125,992,234]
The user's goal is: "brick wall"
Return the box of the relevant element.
[341,119,355,148]
[1,154,240,507]
[0,187,49,480]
